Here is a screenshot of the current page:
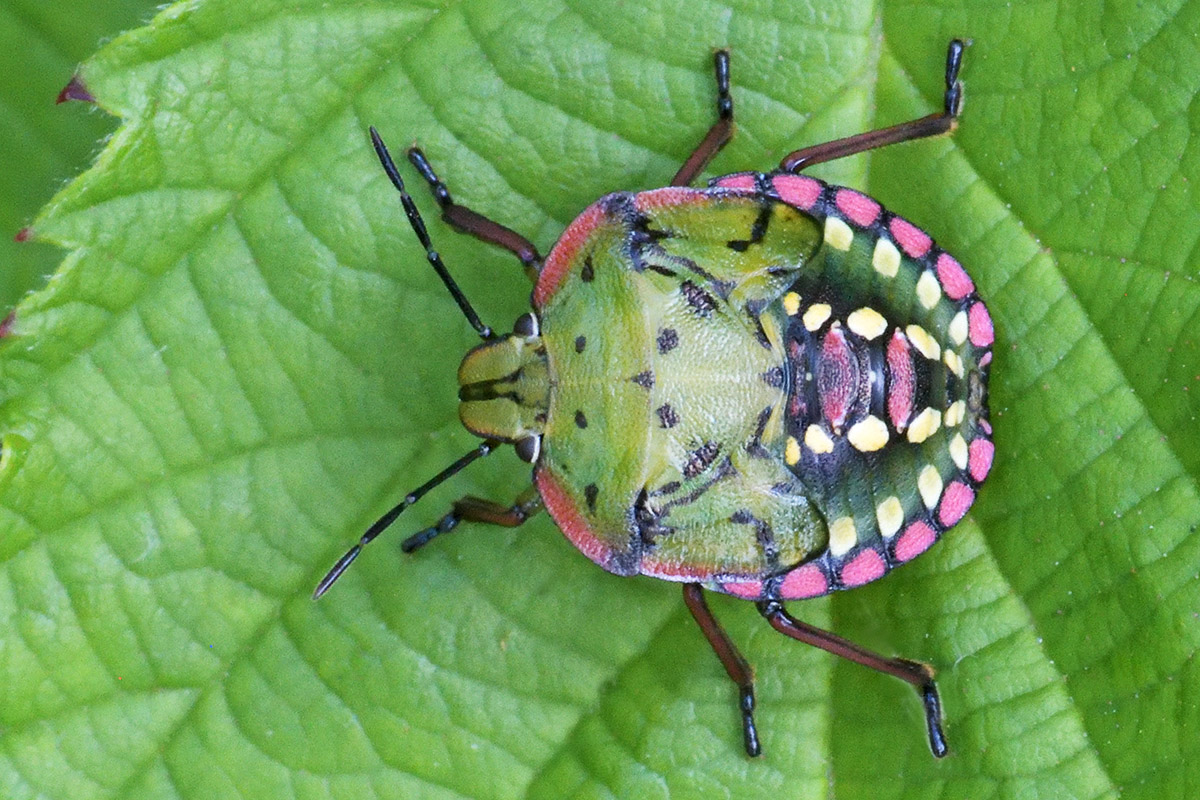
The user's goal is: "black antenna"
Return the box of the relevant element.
[313,438,503,598]
[369,126,493,339]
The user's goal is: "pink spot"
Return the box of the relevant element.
[535,467,626,573]
[772,174,822,210]
[969,438,995,482]
[818,325,858,431]
[535,202,610,309]
[14,227,31,243]
[779,563,829,599]
[835,189,881,227]
[886,330,915,431]
[889,217,932,258]
[980,419,993,435]
[894,521,937,563]
[714,173,757,191]
[935,253,974,300]
[979,351,993,367]
[721,580,764,599]
[938,482,975,526]
[0,311,14,338]
[840,549,886,587]
[969,302,994,347]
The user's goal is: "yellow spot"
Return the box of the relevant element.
[783,292,801,316]
[944,399,966,428]
[917,271,942,309]
[944,349,965,378]
[950,433,968,470]
[785,436,802,465]
[873,238,900,277]
[803,303,832,332]
[829,516,858,556]
[847,307,888,340]
[825,216,854,251]
[876,496,904,538]
[907,407,942,444]
[847,416,889,452]
[919,465,944,509]
[805,424,834,454]
[906,324,941,360]
[949,310,969,346]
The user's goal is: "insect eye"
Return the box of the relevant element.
[513,312,540,337]
[514,435,542,463]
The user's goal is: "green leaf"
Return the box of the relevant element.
[0,0,158,306]
[2,0,1195,798]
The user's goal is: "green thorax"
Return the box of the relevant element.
[532,189,828,578]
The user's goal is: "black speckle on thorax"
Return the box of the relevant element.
[680,280,718,317]
[657,404,679,428]
[657,328,679,354]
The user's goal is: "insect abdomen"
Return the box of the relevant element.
[709,173,994,601]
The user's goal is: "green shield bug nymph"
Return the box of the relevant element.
[315,39,992,759]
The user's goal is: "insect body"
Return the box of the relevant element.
[317,40,992,760]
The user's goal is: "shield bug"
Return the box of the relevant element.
[316,39,992,759]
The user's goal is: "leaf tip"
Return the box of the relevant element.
[56,75,95,105]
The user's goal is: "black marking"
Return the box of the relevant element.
[726,203,773,252]
[575,410,588,429]
[658,457,737,514]
[628,224,669,273]
[745,405,773,459]
[584,483,598,512]
[968,370,987,414]
[534,412,548,425]
[730,509,780,569]
[745,298,772,349]
[710,279,735,300]
[653,480,682,496]
[581,255,595,282]
[657,404,679,428]
[628,208,730,293]
[632,370,655,389]
[681,280,718,317]
[683,441,721,479]
[658,328,679,353]
[786,337,810,423]
[761,366,785,388]
[632,487,674,547]
[459,367,528,403]
[575,335,587,353]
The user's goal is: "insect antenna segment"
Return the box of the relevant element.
[368,126,494,340]
[313,438,503,599]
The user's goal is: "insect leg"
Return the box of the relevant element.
[313,438,503,599]
[407,146,543,281]
[401,486,544,553]
[683,583,762,757]
[778,39,965,173]
[671,50,735,186]
[757,599,948,757]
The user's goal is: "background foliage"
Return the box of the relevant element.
[2,0,1197,798]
